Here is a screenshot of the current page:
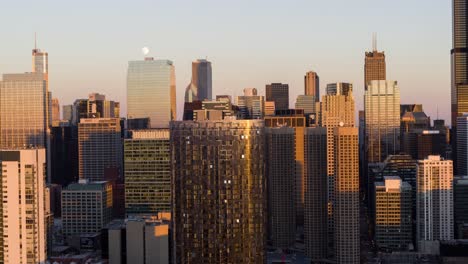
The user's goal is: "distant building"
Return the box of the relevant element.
[304,71,319,100]
[62,180,113,237]
[365,80,400,163]
[51,123,78,186]
[127,58,176,128]
[265,101,276,116]
[71,93,119,125]
[185,59,212,102]
[334,127,360,263]
[454,176,468,239]
[193,97,236,121]
[325,82,353,96]
[237,88,265,119]
[266,83,289,110]
[295,95,316,115]
[265,127,296,248]
[78,118,122,181]
[364,48,386,89]
[0,149,50,264]
[63,104,73,122]
[304,127,328,261]
[171,120,266,263]
[124,129,171,217]
[374,176,412,251]
[457,114,468,175]
[52,97,60,122]
[417,156,454,248]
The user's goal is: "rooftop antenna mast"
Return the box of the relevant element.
[372,32,377,52]
[34,32,37,50]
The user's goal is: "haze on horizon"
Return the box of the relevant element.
[0,0,451,123]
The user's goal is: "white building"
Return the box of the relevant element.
[0,148,49,264]
[417,155,454,248]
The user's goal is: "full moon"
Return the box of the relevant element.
[142,47,149,56]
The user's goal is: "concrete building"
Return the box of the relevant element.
[171,120,265,263]
[236,88,265,119]
[304,127,328,261]
[374,176,413,251]
[416,156,454,248]
[62,180,113,237]
[304,71,319,100]
[185,59,212,102]
[127,58,176,128]
[0,148,49,264]
[266,83,289,110]
[124,129,171,217]
[265,127,296,248]
[78,118,122,181]
[365,80,401,163]
[333,127,360,263]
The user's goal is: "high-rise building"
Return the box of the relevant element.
[0,73,50,149]
[171,120,265,263]
[265,112,306,225]
[185,59,212,102]
[333,127,360,264]
[32,46,48,75]
[236,88,265,119]
[0,148,49,264]
[295,95,316,115]
[304,71,319,100]
[451,0,468,126]
[316,83,355,248]
[62,180,113,237]
[454,176,468,239]
[457,114,468,175]
[374,176,412,251]
[63,104,73,122]
[365,80,401,163]
[416,156,454,247]
[51,123,78,186]
[265,127,296,248]
[265,101,276,116]
[127,58,176,128]
[266,83,289,110]
[71,94,119,125]
[52,98,60,122]
[304,127,328,261]
[364,48,386,89]
[124,129,171,217]
[78,118,122,181]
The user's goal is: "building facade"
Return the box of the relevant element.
[185,59,212,102]
[304,71,319,100]
[452,0,468,126]
[416,156,454,246]
[124,129,171,216]
[457,114,468,175]
[171,120,266,263]
[365,80,401,163]
[295,95,316,115]
[236,88,265,119]
[364,49,386,89]
[265,127,296,248]
[78,118,122,181]
[127,58,176,128]
[266,83,289,111]
[0,149,49,264]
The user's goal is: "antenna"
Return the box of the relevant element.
[372,32,377,52]
[437,105,439,120]
[34,32,37,50]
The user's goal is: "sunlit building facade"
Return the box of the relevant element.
[364,49,386,89]
[304,71,319,100]
[185,59,212,102]
[127,58,176,128]
[452,0,468,125]
[171,120,265,263]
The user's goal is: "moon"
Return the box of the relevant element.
[142,47,149,56]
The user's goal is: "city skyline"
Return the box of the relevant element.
[0,0,450,124]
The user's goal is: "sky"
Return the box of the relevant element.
[0,0,452,123]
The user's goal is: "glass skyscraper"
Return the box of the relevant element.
[452,0,468,126]
[127,58,176,128]
[185,59,212,102]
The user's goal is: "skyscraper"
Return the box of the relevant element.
[185,59,212,102]
[32,45,49,75]
[364,46,386,89]
[52,97,60,123]
[266,83,289,110]
[457,114,468,175]
[0,73,50,149]
[451,0,468,126]
[416,156,454,248]
[304,71,319,100]
[295,95,316,115]
[265,127,296,248]
[454,176,468,239]
[236,88,265,119]
[124,129,171,217]
[325,82,353,96]
[127,58,176,128]
[78,118,122,181]
[304,127,328,261]
[0,148,49,264]
[171,120,265,263]
[63,105,73,122]
[365,80,401,163]
[333,127,360,264]
[374,176,412,251]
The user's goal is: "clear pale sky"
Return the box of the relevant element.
[0,0,451,123]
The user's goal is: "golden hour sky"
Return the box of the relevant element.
[0,0,451,123]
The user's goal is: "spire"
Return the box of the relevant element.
[34,32,37,50]
[372,32,377,52]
